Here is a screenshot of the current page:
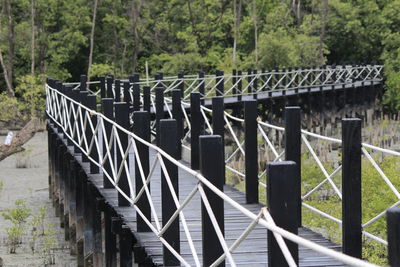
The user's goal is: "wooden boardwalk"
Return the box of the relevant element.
[59,130,347,266]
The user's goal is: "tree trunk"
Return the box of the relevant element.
[131,0,141,72]
[233,0,237,66]
[0,8,14,96]
[5,0,15,92]
[87,0,99,81]
[0,118,42,162]
[31,0,35,76]
[252,0,258,68]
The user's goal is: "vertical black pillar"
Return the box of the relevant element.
[80,75,87,92]
[232,69,237,96]
[102,98,114,188]
[216,70,224,96]
[247,68,253,94]
[123,81,131,106]
[190,93,202,170]
[253,69,258,99]
[244,100,258,204]
[160,119,180,266]
[284,106,301,226]
[119,226,133,267]
[143,86,151,113]
[155,87,164,146]
[115,102,130,206]
[387,207,400,266]
[212,97,225,182]
[100,76,106,98]
[178,71,185,97]
[267,161,299,267]
[199,135,225,267]
[115,80,121,102]
[106,76,114,98]
[87,95,99,174]
[342,118,362,258]
[237,70,242,101]
[132,83,141,111]
[133,111,151,232]
[80,91,89,162]
[172,90,183,160]
[199,71,205,105]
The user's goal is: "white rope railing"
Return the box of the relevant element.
[46,83,378,267]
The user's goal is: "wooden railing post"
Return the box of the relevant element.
[212,96,225,182]
[160,119,180,266]
[216,70,224,96]
[133,82,141,111]
[143,86,151,113]
[284,106,301,226]
[123,81,131,107]
[198,71,205,105]
[133,111,151,232]
[253,69,258,99]
[114,102,130,206]
[342,118,362,258]
[172,90,183,159]
[237,70,242,101]
[79,91,89,162]
[190,92,202,170]
[80,74,87,92]
[199,135,225,267]
[387,207,400,266]
[115,79,121,102]
[101,98,114,189]
[87,95,99,174]
[106,76,114,98]
[155,87,164,146]
[100,76,106,98]
[244,100,258,204]
[178,71,185,97]
[267,161,299,267]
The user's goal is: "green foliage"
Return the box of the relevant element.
[2,200,32,254]
[0,93,23,122]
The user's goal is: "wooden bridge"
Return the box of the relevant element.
[45,66,400,267]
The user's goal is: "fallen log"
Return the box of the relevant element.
[0,118,42,162]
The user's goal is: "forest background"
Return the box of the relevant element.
[0,0,400,122]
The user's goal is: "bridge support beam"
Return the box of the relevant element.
[212,97,225,183]
[190,93,202,170]
[101,98,114,189]
[267,161,299,267]
[342,118,362,258]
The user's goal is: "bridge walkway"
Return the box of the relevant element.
[55,127,347,266]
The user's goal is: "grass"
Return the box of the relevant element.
[225,148,399,265]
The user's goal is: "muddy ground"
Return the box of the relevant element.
[0,132,76,266]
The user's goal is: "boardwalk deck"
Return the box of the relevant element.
[54,124,348,266]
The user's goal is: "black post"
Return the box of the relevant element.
[115,80,121,102]
[160,119,180,266]
[190,93,202,170]
[87,95,99,174]
[123,81,131,106]
[387,207,400,266]
[199,71,205,105]
[267,161,299,267]
[155,87,164,146]
[253,69,258,99]
[100,77,106,98]
[284,107,301,226]
[133,111,151,232]
[143,86,151,113]
[132,83,141,111]
[216,70,224,96]
[80,91,89,162]
[237,70,242,101]
[247,68,253,94]
[212,97,225,182]
[199,135,225,267]
[80,75,87,92]
[172,90,183,160]
[106,76,114,98]
[244,100,258,204]
[114,102,130,206]
[101,98,114,188]
[342,118,362,258]
[232,69,237,96]
[178,71,185,97]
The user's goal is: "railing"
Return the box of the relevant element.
[44,76,384,266]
